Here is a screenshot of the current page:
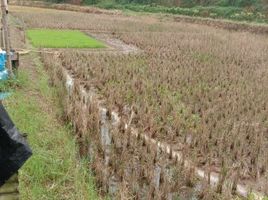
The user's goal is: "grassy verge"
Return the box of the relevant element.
[90,2,268,23]
[27,29,106,48]
[4,52,99,200]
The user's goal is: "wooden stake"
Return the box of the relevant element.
[1,0,14,77]
[0,22,4,48]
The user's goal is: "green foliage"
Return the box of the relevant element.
[96,2,267,22]
[0,79,17,92]
[27,29,106,48]
[83,0,101,5]
[79,0,268,23]
[84,0,266,8]
[0,72,28,93]
[46,0,66,3]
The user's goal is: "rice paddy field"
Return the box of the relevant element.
[27,29,106,48]
[10,5,268,200]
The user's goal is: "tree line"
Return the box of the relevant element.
[85,0,265,8]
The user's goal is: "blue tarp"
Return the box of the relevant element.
[0,51,6,72]
[0,69,8,81]
[0,50,11,100]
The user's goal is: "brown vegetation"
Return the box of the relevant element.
[11,5,268,199]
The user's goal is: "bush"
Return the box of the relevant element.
[80,0,268,23]
[83,0,100,5]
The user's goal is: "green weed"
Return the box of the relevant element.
[5,53,99,200]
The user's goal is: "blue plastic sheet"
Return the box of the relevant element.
[0,50,10,100]
[0,69,8,81]
[0,51,6,72]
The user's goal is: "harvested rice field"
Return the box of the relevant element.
[10,5,268,200]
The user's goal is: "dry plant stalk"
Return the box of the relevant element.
[15,5,268,198]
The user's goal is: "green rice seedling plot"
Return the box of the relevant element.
[26,29,106,48]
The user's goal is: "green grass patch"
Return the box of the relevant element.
[92,2,268,23]
[27,29,106,48]
[5,52,99,200]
